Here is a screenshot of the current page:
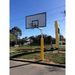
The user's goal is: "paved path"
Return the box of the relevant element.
[10,60,65,75]
[10,51,19,53]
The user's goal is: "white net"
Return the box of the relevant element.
[29,23,37,29]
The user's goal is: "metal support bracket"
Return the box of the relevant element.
[37,27,43,38]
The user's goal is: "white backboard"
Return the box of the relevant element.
[25,12,46,29]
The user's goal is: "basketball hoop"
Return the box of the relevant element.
[25,12,46,61]
[29,23,37,29]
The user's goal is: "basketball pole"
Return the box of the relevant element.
[55,21,60,49]
[37,27,44,61]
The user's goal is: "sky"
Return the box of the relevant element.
[10,0,65,39]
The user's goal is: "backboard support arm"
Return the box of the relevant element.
[37,27,43,38]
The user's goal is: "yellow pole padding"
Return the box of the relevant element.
[41,38,44,60]
[55,21,59,48]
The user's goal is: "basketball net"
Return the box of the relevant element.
[29,23,37,29]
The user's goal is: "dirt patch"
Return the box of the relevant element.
[41,59,59,64]
[28,58,59,64]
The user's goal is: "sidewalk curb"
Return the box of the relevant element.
[10,58,65,68]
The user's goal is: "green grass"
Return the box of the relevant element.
[10,52,65,64]
[17,53,40,59]
[10,44,65,51]
[44,45,51,50]
[10,44,54,51]
[44,53,65,64]
[10,45,52,52]
[10,53,20,57]
[10,44,65,64]
[10,52,40,59]
[10,46,41,51]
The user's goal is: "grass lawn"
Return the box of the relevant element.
[44,53,65,64]
[10,52,65,64]
[10,44,65,52]
[10,44,65,64]
[10,44,52,52]
[10,46,41,51]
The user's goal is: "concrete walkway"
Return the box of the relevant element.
[10,60,65,75]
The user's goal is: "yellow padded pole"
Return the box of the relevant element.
[55,21,59,48]
[41,38,44,60]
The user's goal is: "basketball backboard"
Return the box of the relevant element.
[25,12,46,29]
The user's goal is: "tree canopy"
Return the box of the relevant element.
[10,27,22,39]
[29,34,55,45]
[10,33,16,41]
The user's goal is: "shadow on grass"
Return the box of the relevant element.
[10,48,60,59]
[10,49,55,58]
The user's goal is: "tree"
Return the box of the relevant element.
[43,34,48,44]
[47,36,52,44]
[10,27,22,39]
[10,33,16,41]
[60,34,64,41]
[10,27,22,46]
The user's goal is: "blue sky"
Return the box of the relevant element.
[10,0,65,39]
